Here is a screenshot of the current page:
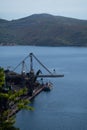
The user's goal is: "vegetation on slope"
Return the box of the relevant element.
[0,14,87,46]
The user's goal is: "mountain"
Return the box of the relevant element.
[0,13,87,46]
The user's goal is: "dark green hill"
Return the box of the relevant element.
[0,14,87,46]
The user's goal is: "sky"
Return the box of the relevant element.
[0,0,87,20]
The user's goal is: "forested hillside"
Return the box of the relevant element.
[0,14,87,46]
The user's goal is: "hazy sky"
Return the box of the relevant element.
[0,0,87,20]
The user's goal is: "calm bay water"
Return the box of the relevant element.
[0,46,87,130]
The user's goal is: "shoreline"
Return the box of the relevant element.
[9,86,44,117]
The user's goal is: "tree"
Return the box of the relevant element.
[0,67,33,130]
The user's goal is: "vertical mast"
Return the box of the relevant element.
[21,61,25,74]
[29,53,33,73]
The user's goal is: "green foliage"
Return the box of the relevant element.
[0,68,33,130]
[0,68,5,88]
[17,99,33,110]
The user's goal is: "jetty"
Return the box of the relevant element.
[4,53,64,117]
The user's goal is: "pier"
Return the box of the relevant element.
[37,74,64,78]
[5,53,64,117]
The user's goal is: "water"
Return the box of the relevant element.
[0,46,87,130]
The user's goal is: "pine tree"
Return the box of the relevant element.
[0,67,33,130]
